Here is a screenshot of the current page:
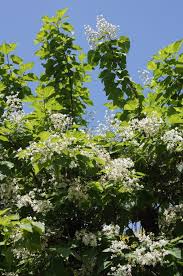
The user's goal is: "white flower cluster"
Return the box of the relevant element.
[50,113,72,132]
[110,264,132,276]
[94,110,121,138]
[67,178,88,203]
[75,229,98,247]
[84,15,119,49]
[107,234,170,273]
[102,224,120,236]
[163,204,183,226]
[176,161,183,172]
[18,132,109,171]
[13,247,37,261]
[109,240,129,256]
[2,93,25,124]
[2,273,19,276]
[130,114,163,137]
[6,93,22,111]
[117,113,163,143]
[16,191,52,213]
[18,134,75,164]
[131,233,169,267]
[79,143,110,164]
[138,69,152,85]
[105,157,141,189]
[119,125,135,142]
[161,128,183,151]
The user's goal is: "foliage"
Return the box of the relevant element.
[0,8,182,276]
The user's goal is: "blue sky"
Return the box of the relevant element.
[0,0,182,120]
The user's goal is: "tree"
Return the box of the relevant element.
[0,8,182,276]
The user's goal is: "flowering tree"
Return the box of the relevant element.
[0,8,182,276]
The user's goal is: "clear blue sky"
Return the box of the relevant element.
[0,0,182,120]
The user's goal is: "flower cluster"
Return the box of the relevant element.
[67,178,88,203]
[130,114,163,137]
[118,112,163,146]
[93,110,121,137]
[138,69,152,85]
[106,233,170,274]
[104,157,141,189]
[16,191,52,214]
[79,143,110,164]
[110,264,132,276]
[75,229,98,247]
[6,93,22,111]
[162,204,183,227]
[84,15,119,49]
[50,113,72,132]
[2,93,25,124]
[102,224,120,237]
[17,134,75,164]
[131,233,169,267]
[109,240,129,256]
[161,128,183,151]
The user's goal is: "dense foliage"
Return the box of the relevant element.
[0,8,182,276]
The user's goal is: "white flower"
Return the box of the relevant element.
[2,93,25,124]
[130,114,163,137]
[162,204,183,227]
[109,264,132,276]
[93,110,121,138]
[75,229,98,247]
[104,157,141,189]
[85,15,119,49]
[16,194,32,208]
[118,113,163,143]
[96,15,119,40]
[18,134,75,164]
[102,224,120,236]
[50,113,72,132]
[16,191,52,213]
[67,178,88,203]
[138,69,152,85]
[109,240,129,255]
[131,233,169,267]
[161,128,183,151]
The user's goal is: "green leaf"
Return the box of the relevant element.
[90,181,103,192]
[38,131,50,141]
[50,244,71,259]
[124,98,139,110]
[0,82,6,92]
[78,52,86,62]
[168,248,182,259]
[0,209,10,216]
[37,86,55,98]
[10,55,23,65]
[62,22,74,32]
[0,161,14,168]
[165,39,183,54]
[20,223,33,233]
[168,114,183,124]
[0,135,9,142]
[33,163,41,175]
[32,221,45,234]
[19,62,34,74]
[147,61,157,70]
[0,43,16,55]
[88,50,100,66]
[23,73,38,81]
[118,36,130,53]
[56,8,68,18]
[23,95,37,103]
